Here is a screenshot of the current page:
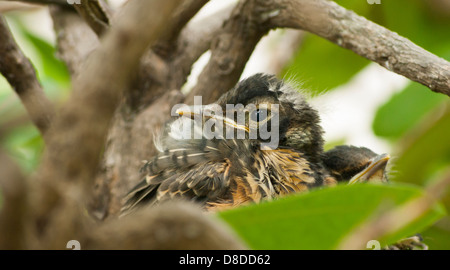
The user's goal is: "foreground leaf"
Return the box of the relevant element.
[218,183,445,249]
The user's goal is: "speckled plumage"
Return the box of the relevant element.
[121,74,388,215]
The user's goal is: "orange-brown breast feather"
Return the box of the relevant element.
[262,148,316,195]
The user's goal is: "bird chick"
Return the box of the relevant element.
[122,74,330,214]
[121,74,390,215]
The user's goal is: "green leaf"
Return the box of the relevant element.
[372,82,447,140]
[421,217,450,250]
[21,31,70,84]
[393,104,450,186]
[218,183,445,250]
[4,125,44,173]
[324,138,347,152]
[282,34,369,94]
[379,0,450,56]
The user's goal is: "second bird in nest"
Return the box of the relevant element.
[121,73,389,215]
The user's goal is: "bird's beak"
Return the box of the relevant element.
[175,106,197,119]
[175,105,249,133]
[348,153,390,184]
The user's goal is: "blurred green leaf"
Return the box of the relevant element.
[422,217,450,250]
[4,125,43,173]
[373,83,448,140]
[282,34,369,94]
[22,31,70,85]
[379,0,450,56]
[7,16,71,102]
[324,138,347,152]
[218,183,444,249]
[393,103,450,186]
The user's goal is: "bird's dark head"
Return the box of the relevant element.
[176,73,324,162]
[218,74,324,159]
[322,145,390,184]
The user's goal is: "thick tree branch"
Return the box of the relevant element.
[89,1,221,216]
[0,149,28,250]
[124,0,209,109]
[3,0,68,6]
[72,0,111,37]
[98,90,184,218]
[244,29,304,77]
[49,5,99,76]
[85,202,247,249]
[266,0,450,96]
[168,2,236,90]
[30,0,182,244]
[185,0,271,104]
[153,0,209,57]
[44,0,181,193]
[0,2,40,12]
[110,1,209,110]
[0,16,54,136]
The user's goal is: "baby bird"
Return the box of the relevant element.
[121,74,389,215]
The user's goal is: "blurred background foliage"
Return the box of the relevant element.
[282,0,450,249]
[0,0,449,249]
[0,13,70,173]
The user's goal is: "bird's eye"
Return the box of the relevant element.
[250,108,268,122]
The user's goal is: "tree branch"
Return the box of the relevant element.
[168,2,236,90]
[153,0,209,57]
[110,1,209,110]
[125,0,210,109]
[46,0,181,190]
[49,4,100,76]
[0,16,54,137]
[72,0,111,37]
[30,0,182,244]
[185,0,271,104]
[3,0,68,6]
[266,0,450,96]
[85,202,247,249]
[0,148,27,250]
[246,29,304,76]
